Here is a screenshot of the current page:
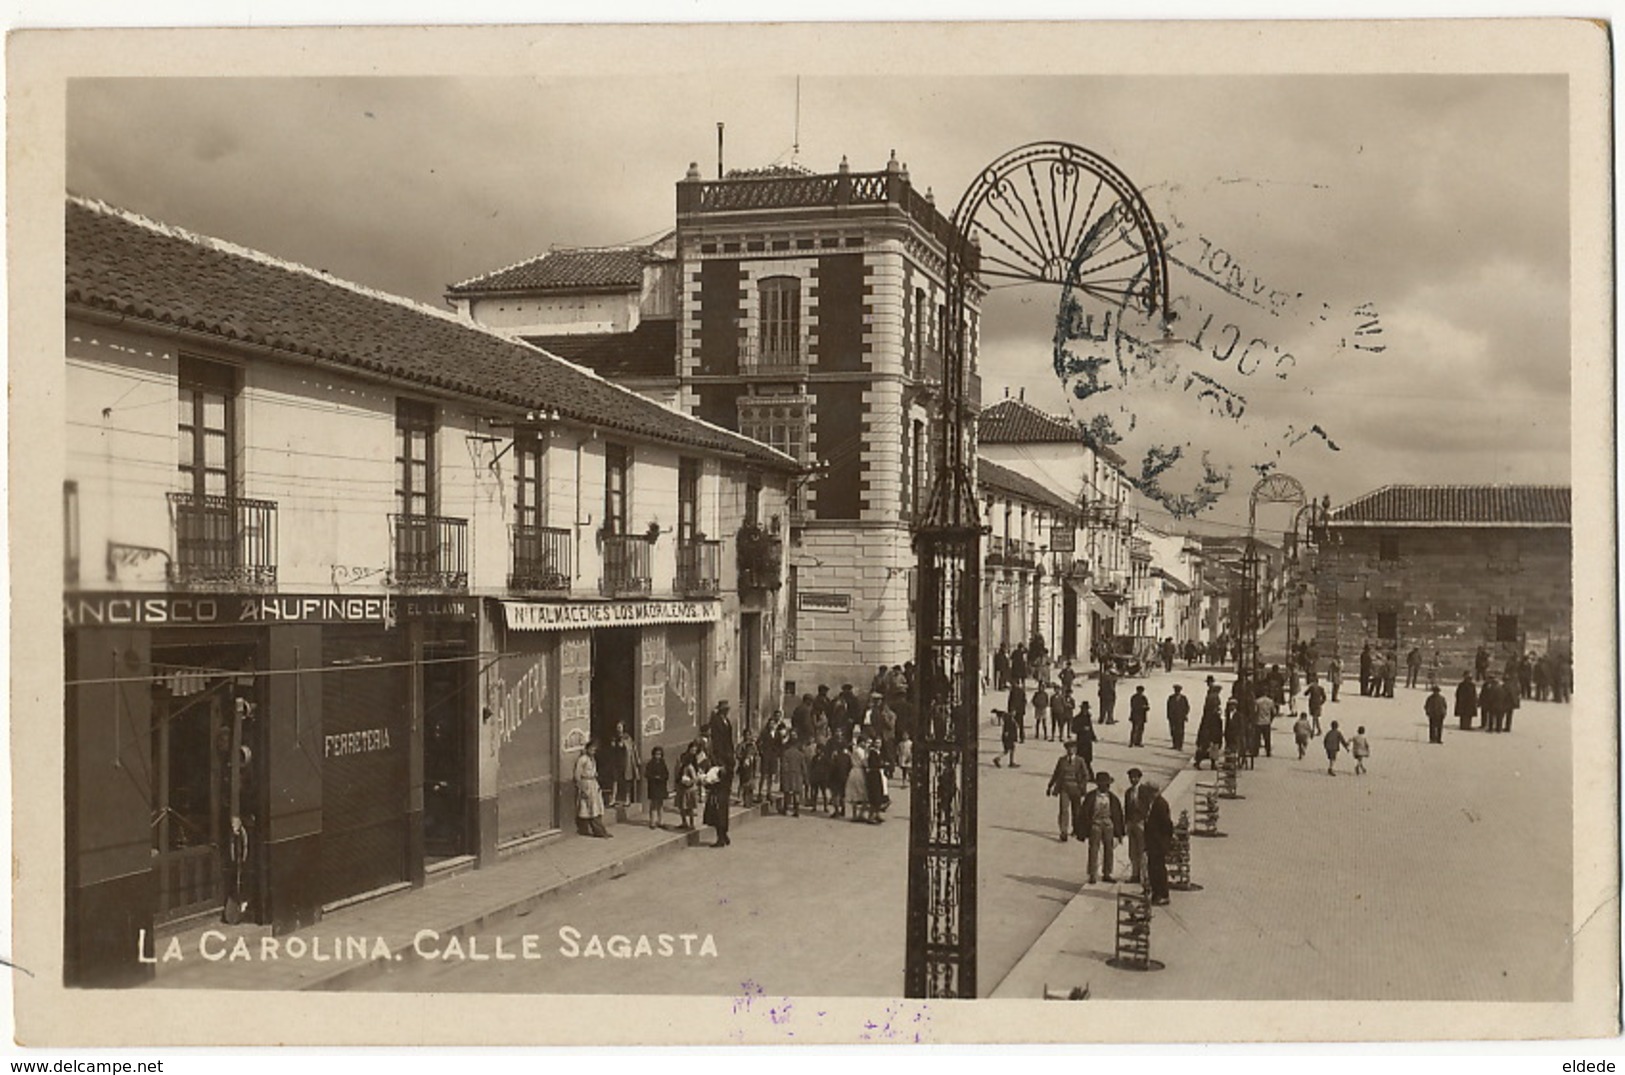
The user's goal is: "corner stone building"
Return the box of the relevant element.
[451,156,984,695]
[1314,484,1572,674]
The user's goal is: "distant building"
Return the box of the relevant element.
[1314,484,1572,673]
[453,155,984,693]
[976,457,1085,668]
[977,396,1136,648]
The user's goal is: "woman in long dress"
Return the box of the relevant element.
[846,737,870,822]
[574,741,611,838]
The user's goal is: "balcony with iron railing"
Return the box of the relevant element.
[737,523,783,592]
[509,524,572,596]
[738,334,809,377]
[600,533,654,597]
[167,492,278,590]
[675,538,722,598]
[390,514,469,592]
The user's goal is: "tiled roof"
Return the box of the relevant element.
[980,397,1078,443]
[521,320,677,380]
[1330,485,1571,527]
[977,457,1079,517]
[447,246,651,295]
[65,198,795,470]
[979,397,1126,465]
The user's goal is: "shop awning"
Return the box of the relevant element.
[1082,591,1116,618]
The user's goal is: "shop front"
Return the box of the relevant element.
[495,599,718,837]
[62,591,477,984]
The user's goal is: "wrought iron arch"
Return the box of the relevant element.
[908,142,1170,1000]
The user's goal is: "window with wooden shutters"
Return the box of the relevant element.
[178,357,237,499]
[604,444,629,536]
[515,437,544,529]
[395,399,437,518]
[677,458,700,545]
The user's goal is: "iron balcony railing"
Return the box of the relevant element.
[600,533,654,597]
[675,538,722,598]
[167,492,278,590]
[390,513,469,592]
[738,334,809,376]
[509,524,572,595]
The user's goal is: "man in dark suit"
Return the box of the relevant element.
[1077,771,1125,884]
[1143,779,1174,905]
[1045,740,1091,842]
[708,700,737,769]
[1122,767,1149,883]
[1455,671,1478,730]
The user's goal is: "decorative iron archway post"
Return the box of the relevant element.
[907,143,1171,999]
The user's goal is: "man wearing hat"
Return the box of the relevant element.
[1077,771,1126,884]
[1045,739,1092,842]
[1424,683,1449,743]
[1121,768,1150,884]
[708,700,737,770]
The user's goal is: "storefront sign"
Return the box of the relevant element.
[397,596,478,621]
[64,592,476,628]
[324,727,394,758]
[797,592,851,613]
[502,600,719,632]
[641,628,668,739]
[558,632,592,752]
[1050,527,1076,554]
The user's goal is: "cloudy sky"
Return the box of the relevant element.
[66,72,1573,533]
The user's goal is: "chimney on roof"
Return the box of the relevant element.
[1003,386,1009,399]
[1019,386,1026,402]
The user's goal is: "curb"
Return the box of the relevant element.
[304,800,774,992]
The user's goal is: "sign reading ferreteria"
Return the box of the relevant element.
[63,592,477,628]
[501,599,719,632]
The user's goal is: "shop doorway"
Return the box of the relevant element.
[149,641,260,924]
[590,627,639,747]
[422,641,472,861]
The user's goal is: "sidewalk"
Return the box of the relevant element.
[148,797,773,990]
[992,683,1574,1002]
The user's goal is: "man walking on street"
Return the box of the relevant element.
[1078,771,1125,884]
[1323,720,1350,776]
[1099,669,1118,725]
[1359,642,1373,697]
[1128,685,1150,747]
[1166,684,1190,751]
[1122,767,1149,884]
[1046,740,1091,842]
[1406,646,1422,690]
[1328,655,1342,703]
[1306,674,1327,735]
[1007,680,1027,743]
[1424,684,1448,743]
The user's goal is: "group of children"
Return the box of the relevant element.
[1293,716,1370,776]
